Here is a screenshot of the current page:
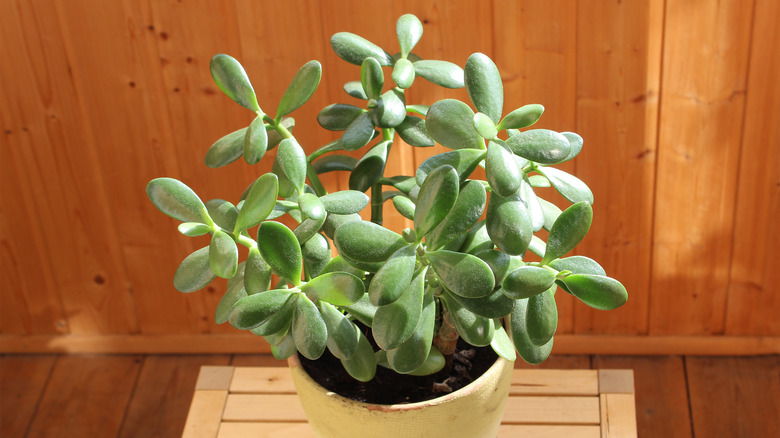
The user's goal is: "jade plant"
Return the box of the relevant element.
[146,14,627,383]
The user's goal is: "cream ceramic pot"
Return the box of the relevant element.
[288,354,514,438]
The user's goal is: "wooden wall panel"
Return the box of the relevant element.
[1,0,779,350]
[650,0,755,335]
[574,0,663,334]
[725,0,780,336]
[493,0,578,334]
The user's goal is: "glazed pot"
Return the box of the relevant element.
[287,354,513,438]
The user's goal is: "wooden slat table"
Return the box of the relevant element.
[183,366,637,438]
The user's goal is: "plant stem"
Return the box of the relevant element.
[370,129,396,224]
[433,306,459,357]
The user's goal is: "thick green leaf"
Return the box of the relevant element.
[245,247,271,294]
[276,60,321,118]
[205,199,239,232]
[560,274,627,310]
[414,165,459,238]
[528,174,550,187]
[147,178,213,226]
[415,148,486,186]
[444,292,494,346]
[519,177,545,232]
[486,191,533,255]
[392,195,415,220]
[426,180,486,250]
[549,256,605,276]
[250,293,297,336]
[319,191,369,215]
[372,267,425,350]
[536,166,594,204]
[331,32,393,66]
[360,57,384,100]
[257,221,302,285]
[413,60,464,88]
[473,112,498,139]
[215,263,247,324]
[341,112,375,151]
[343,81,368,99]
[229,289,293,329]
[506,129,571,164]
[270,332,297,359]
[349,140,389,192]
[342,293,376,327]
[340,328,377,382]
[511,298,553,364]
[292,295,328,360]
[178,222,211,237]
[387,291,435,373]
[496,104,544,131]
[209,229,238,278]
[449,286,515,319]
[318,104,364,131]
[396,115,434,147]
[502,266,556,299]
[368,244,416,306]
[293,213,326,246]
[302,233,331,278]
[209,54,260,112]
[205,127,247,168]
[333,221,406,272]
[370,89,406,128]
[426,99,485,150]
[490,320,516,361]
[274,139,307,195]
[396,14,423,57]
[486,140,522,197]
[312,155,357,174]
[427,250,495,298]
[300,272,364,306]
[298,193,325,221]
[474,249,519,286]
[392,58,415,89]
[525,286,558,346]
[528,235,547,258]
[174,246,214,293]
[322,213,362,240]
[244,116,268,164]
[407,347,446,376]
[542,201,593,265]
[319,301,359,360]
[538,198,562,231]
[407,104,429,116]
[460,220,493,254]
[559,132,583,163]
[234,173,278,234]
[464,53,503,123]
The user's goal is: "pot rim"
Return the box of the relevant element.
[288,353,512,412]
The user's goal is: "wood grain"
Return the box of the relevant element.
[686,356,780,437]
[26,355,142,438]
[0,355,56,438]
[650,0,755,335]
[594,356,692,438]
[119,355,230,438]
[725,0,780,336]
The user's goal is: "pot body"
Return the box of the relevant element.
[287,354,514,438]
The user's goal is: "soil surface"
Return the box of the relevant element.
[298,338,499,405]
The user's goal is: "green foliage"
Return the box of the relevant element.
[147,13,627,382]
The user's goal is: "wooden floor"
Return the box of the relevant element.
[1,354,777,438]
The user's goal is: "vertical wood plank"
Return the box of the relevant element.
[0,0,138,335]
[599,393,637,438]
[26,355,143,437]
[726,0,780,336]
[575,0,663,335]
[650,0,755,335]
[686,356,780,437]
[118,355,230,438]
[493,0,579,334]
[594,356,692,438]
[0,355,57,437]
[181,390,228,438]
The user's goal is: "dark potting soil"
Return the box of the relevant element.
[298,338,499,405]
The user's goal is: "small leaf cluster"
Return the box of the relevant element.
[146,14,627,382]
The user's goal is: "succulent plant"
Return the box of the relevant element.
[147,14,627,382]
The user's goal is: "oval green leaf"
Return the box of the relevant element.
[234,173,278,234]
[147,178,213,226]
[360,57,384,100]
[444,292,494,347]
[506,129,571,164]
[502,266,556,299]
[486,191,533,255]
[340,328,377,382]
[298,193,325,221]
[330,32,392,66]
[276,60,321,119]
[178,222,211,237]
[174,246,215,293]
[245,247,271,294]
[426,180,486,250]
[560,274,627,310]
[333,220,406,272]
[387,291,435,373]
[292,295,328,360]
[426,99,484,150]
[205,127,247,168]
[257,221,302,285]
[474,112,498,139]
[300,272,365,306]
[229,289,293,329]
[542,201,593,265]
[413,60,464,89]
[349,140,389,192]
[319,191,369,215]
[341,112,375,151]
[496,104,544,131]
[392,195,416,221]
[414,165,459,238]
[415,148,486,186]
[215,263,247,324]
[486,140,522,197]
[372,266,425,350]
[209,54,260,112]
[490,320,516,361]
[511,298,554,364]
[302,232,331,278]
[370,89,406,128]
[464,53,503,123]
[396,115,434,147]
[396,14,423,57]
[525,286,558,346]
[317,104,365,131]
[536,166,594,204]
[243,116,268,164]
[319,301,360,360]
[274,139,307,195]
[312,155,357,174]
[392,58,415,89]
[209,229,238,278]
[427,250,495,298]
[368,244,416,306]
